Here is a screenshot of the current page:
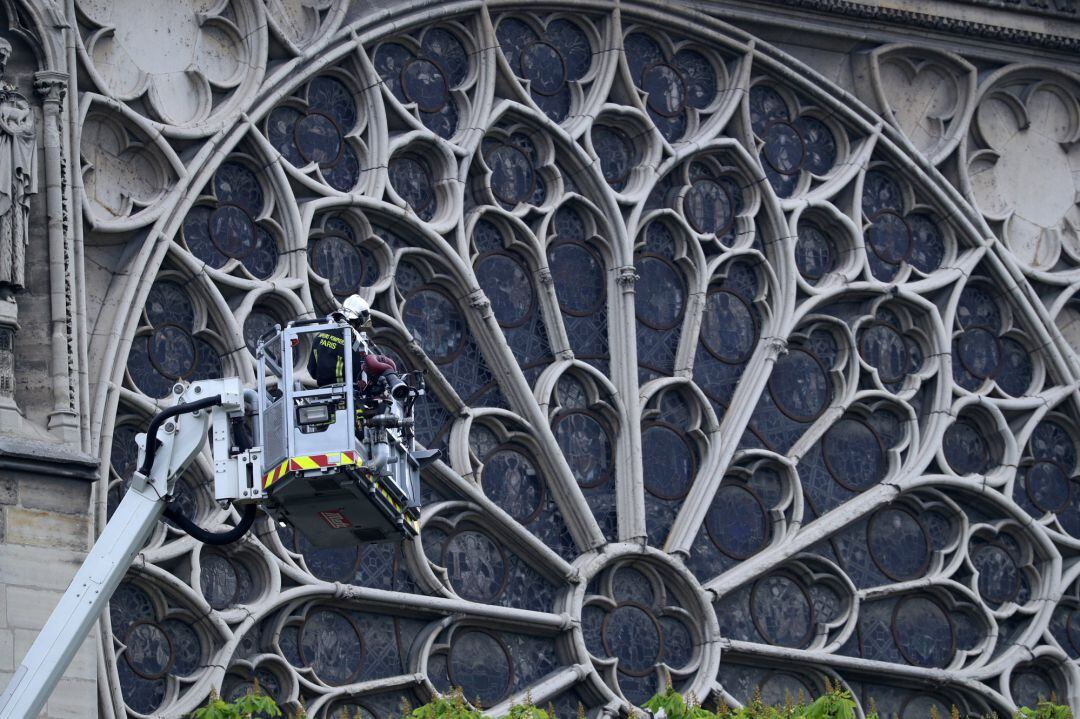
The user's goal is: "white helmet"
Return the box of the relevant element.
[335,294,371,325]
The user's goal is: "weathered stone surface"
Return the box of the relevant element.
[17,478,89,516]
[1,508,87,552]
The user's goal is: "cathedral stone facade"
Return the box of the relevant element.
[1,0,1080,716]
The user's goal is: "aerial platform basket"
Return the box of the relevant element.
[254,318,425,547]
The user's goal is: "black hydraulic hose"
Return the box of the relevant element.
[138,393,258,545]
[163,503,259,546]
[137,394,223,477]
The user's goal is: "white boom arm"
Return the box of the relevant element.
[0,379,246,719]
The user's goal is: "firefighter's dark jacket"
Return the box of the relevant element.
[307,330,364,386]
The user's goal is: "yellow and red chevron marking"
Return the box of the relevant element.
[262,451,360,489]
[288,450,359,472]
[261,459,290,489]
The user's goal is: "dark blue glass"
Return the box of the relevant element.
[422,28,469,87]
[795,223,835,281]
[483,449,543,523]
[554,411,612,489]
[823,419,885,490]
[200,553,238,609]
[373,42,412,102]
[795,116,836,175]
[700,290,756,363]
[402,288,467,363]
[624,32,663,85]
[183,205,228,269]
[209,204,255,258]
[110,423,140,479]
[420,99,459,141]
[521,41,566,95]
[161,619,201,676]
[449,631,511,706]
[660,616,694,668]
[547,19,591,81]
[768,349,829,421]
[118,661,165,714]
[634,256,684,329]
[867,211,911,265]
[650,108,687,141]
[582,604,607,657]
[759,672,815,706]
[867,507,929,580]
[763,162,799,198]
[591,126,634,191]
[124,621,172,678]
[611,567,653,605]
[943,419,992,474]
[706,484,768,558]
[955,327,1001,380]
[604,605,660,674]
[329,705,376,719]
[642,63,686,116]
[266,105,304,166]
[127,337,173,398]
[487,144,534,204]
[748,85,789,136]
[906,213,945,273]
[294,112,342,165]
[1012,669,1056,709]
[443,529,507,601]
[549,242,604,315]
[477,253,532,327]
[892,596,954,667]
[1025,461,1071,513]
[751,574,813,647]
[533,85,572,121]
[145,281,194,329]
[283,526,360,582]
[860,322,909,383]
[402,58,449,112]
[307,75,357,130]
[762,122,804,175]
[673,49,716,109]
[148,325,195,379]
[684,178,733,235]
[300,609,362,685]
[552,204,586,240]
[243,225,278,279]
[972,544,1020,604]
[642,424,695,499]
[957,285,1002,331]
[214,162,263,216]
[388,155,436,220]
[862,170,904,216]
[496,18,540,75]
[1029,420,1076,468]
[997,337,1033,396]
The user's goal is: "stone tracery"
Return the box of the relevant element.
[76,2,1080,717]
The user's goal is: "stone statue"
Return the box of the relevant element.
[0,38,36,302]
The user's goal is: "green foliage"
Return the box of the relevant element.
[407,688,491,719]
[190,688,283,719]
[1016,700,1073,719]
[188,684,1074,719]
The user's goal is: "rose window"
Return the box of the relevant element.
[85,4,1080,718]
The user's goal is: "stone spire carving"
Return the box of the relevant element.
[0,38,36,302]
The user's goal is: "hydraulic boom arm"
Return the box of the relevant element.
[0,379,247,719]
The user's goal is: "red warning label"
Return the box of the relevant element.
[318,509,353,529]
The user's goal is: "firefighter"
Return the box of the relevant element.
[307,294,373,387]
[308,294,408,402]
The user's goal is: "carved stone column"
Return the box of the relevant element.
[34,71,78,437]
